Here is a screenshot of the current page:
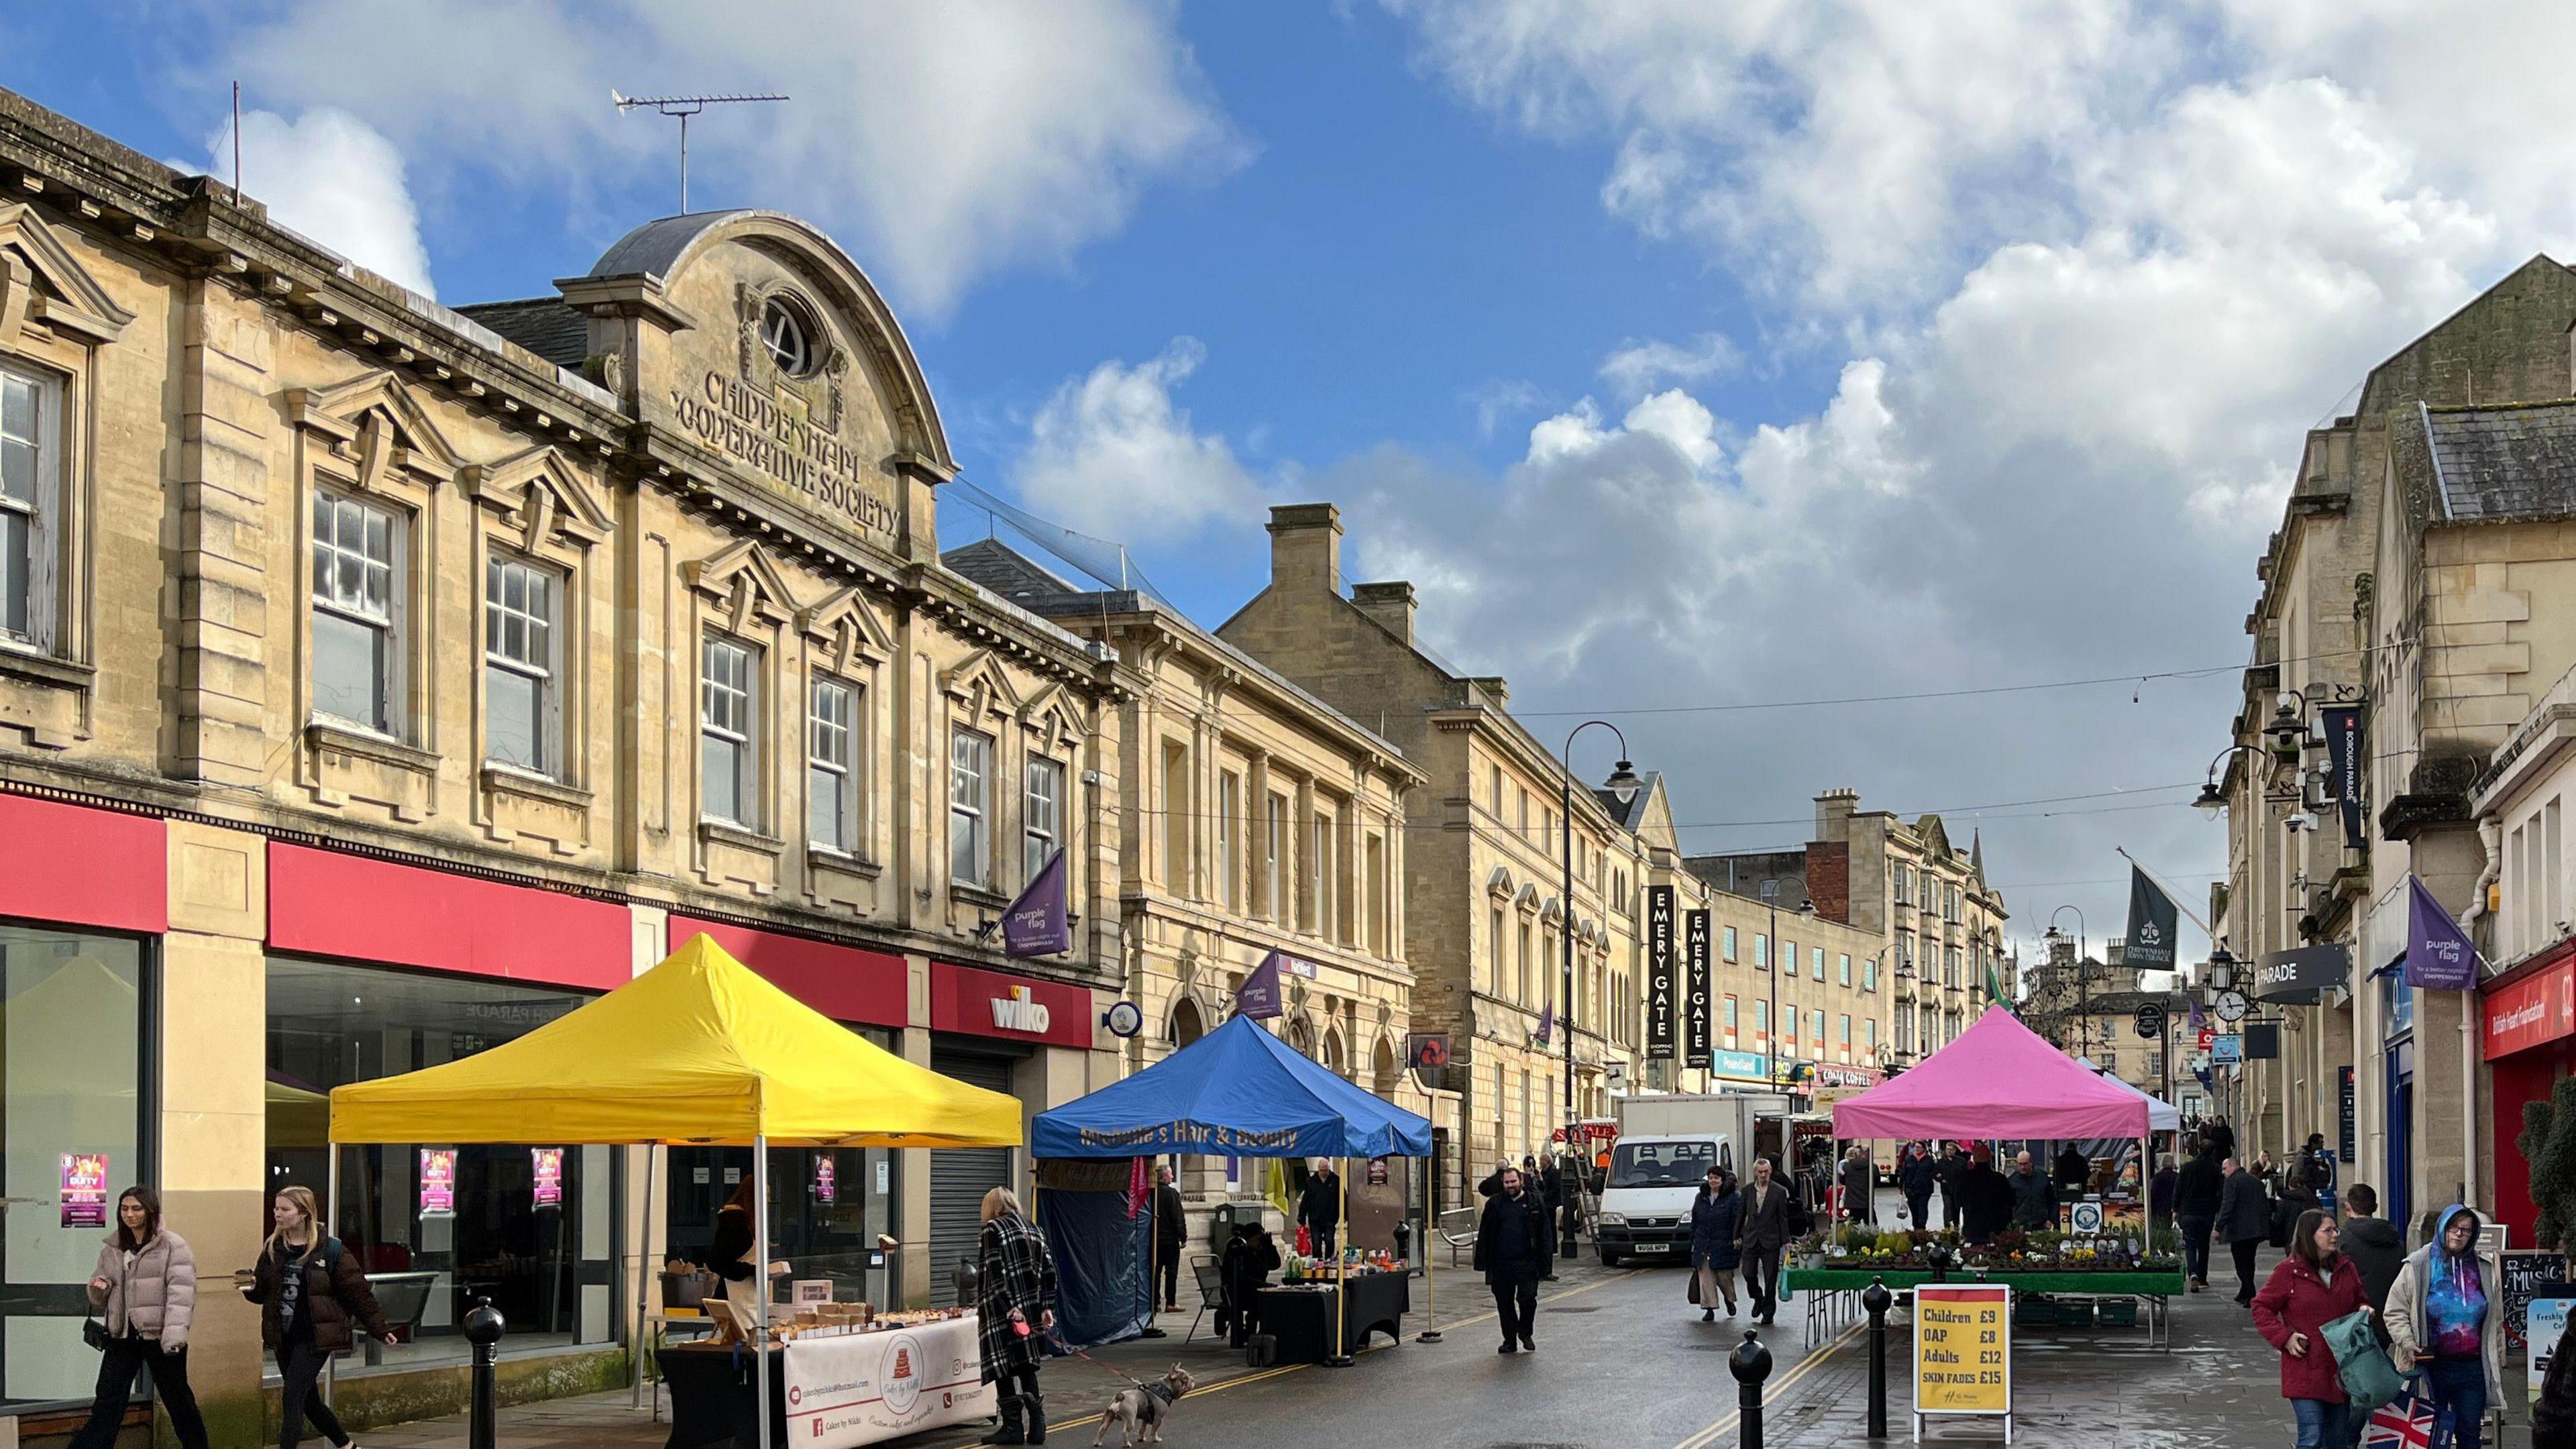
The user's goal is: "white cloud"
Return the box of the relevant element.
[1354,0,2576,945]
[219,0,1244,314]
[186,109,434,297]
[1011,338,1269,543]
[1599,332,1743,396]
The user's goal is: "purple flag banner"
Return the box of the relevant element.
[1002,849,1072,958]
[2405,874,2479,990]
[2187,996,2206,1034]
[1533,999,1554,1048]
[1236,951,1285,1020]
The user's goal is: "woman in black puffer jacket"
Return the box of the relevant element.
[1689,1165,1743,1322]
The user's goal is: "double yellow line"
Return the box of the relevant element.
[1670,1318,1866,1449]
[1043,1269,1641,1434]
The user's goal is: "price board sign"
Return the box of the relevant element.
[1915,1284,2012,1434]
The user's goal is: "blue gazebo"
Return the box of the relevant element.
[1032,1014,1436,1358]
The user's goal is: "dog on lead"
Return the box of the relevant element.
[1092,1364,1194,1446]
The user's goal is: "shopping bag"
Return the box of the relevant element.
[2362,1391,2436,1449]
[1686,1271,1701,1305]
[2323,1309,2404,1413]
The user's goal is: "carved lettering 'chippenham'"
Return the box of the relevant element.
[671,370,898,539]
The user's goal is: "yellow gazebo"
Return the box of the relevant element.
[328,934,1024,1449]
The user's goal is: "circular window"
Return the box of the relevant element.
[758,297,818,377]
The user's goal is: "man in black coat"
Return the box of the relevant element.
[1898,1146,1937,1230]
[2215,1157,2270,1304]
[2053,1143,2091,1195]
[1957,1146,2013,1245]
[1934,1144,1969,1229]
[1297,1161,1342,1258]
[2175,1145,2223,1290]
[1152,1164,1185,1313]
[2338,1183,2404,1325]
[1472,1167,1552,1353]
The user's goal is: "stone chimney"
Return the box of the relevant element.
[1266,502,1342,593]
[1352,581,1417,645]
[1467,676,1509,708]
[1814,787,1860,843]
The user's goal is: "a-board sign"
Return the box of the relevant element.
[2532,1297,2575,1411]
[2500,1250,2570,1350]
[1915,1283,2011,1428]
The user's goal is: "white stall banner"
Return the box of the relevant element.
[783,1314,994,1448]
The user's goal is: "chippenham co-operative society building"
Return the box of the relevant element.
[0,87,1164,1440]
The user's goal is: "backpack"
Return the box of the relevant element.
[2324,1307,2404,1413]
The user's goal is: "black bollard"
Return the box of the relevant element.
[464,1299,506,1449]
[1729,1329,1774,1449]
[1862,1277,1893,1440]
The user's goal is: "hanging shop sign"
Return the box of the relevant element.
[420,1148,458,1218]
[1684,910,1713,1069]
[58,1152,107,1230]
[2244,1023,2282,1060]
[2251,944,2349,1006]
[1915,1284,2012,1431]
[2211,1034,2243,1066]
[1646,885,1677,1061]
[531,1148,564,1208]
[2320,706,2366,849]
[1712,1049,1769,1083]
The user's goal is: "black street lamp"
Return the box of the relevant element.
[1560,720,1639,1255]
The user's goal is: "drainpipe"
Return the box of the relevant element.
[2457,818,2503,1213]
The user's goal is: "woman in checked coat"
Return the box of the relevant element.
[976,1187,1058,1446]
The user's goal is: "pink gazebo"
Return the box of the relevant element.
[1830,1005,2150,1142]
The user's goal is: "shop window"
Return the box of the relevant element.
[312,486,402,733]
[0,926,145,1407]
[1023,754,1063,884]
[666,1135,899,1311]
[700,635,757,827]
[0,368,58,649]
[482,554,558,775]
[807,676,859,852]
[268,957,610,1372]
[949,727,993,887]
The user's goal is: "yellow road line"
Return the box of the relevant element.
[1671,1318,1866,1449]
[1043,1269,1641,1433]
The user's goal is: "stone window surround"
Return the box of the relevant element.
[936,647,1087,926]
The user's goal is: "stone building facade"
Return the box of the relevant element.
[1690,788,2008,1071]
[1218,505,1652,1183]
[943,537,1429,1221]
[2220,253,2576,1239]
[0,87,1128,1440]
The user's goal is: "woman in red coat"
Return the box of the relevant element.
[2251,1208,2370,1449]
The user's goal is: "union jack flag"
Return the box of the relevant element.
[2364,1393,2434,1448]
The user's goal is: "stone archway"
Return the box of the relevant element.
[1171,994,1205,1049]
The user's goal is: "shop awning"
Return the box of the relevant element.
[1827,1006,2151,1141]
[328,934,1024,1148]
[1031,1014,1432,1160]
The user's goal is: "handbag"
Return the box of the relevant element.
[1687,1271,1702,1305]
[82,1312,109,1352]
[2324,1309,2405,1413]
[2363,1389,2436,1448]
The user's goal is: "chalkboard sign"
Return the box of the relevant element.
[2499,1250,2571,1350]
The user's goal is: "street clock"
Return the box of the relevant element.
[2214,990,2249,1024]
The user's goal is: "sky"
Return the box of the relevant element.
[13,1,2576,960]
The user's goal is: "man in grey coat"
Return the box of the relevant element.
[2216,1157,2271,1304]
[1734,1157,1798,1327]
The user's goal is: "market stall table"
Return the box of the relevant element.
[657,1315,995,1449]
[1253,1272,1410,1364]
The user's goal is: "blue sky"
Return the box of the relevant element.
[12,2,2576,950]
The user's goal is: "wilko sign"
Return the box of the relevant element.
[2484,955,2576,1061]
[930,962,1093,1048]
[991,985,1052,1035]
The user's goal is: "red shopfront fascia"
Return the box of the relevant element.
[0,794,165,935]
[2483,940,2576,1246]
[268,843,631,991]
[929,961,1094,1050]
[669,916,906,1030]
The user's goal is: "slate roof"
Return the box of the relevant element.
[943,537,1076,601]
[2420,400,2576,522]
[453,298,588,369]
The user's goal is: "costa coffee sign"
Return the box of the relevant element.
[2483,955,2576,1061]
[931,962,1093,1049]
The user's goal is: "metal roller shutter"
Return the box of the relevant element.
[928,1050,1020,1307]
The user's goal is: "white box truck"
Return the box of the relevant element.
[1595,1092,1794,1266]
